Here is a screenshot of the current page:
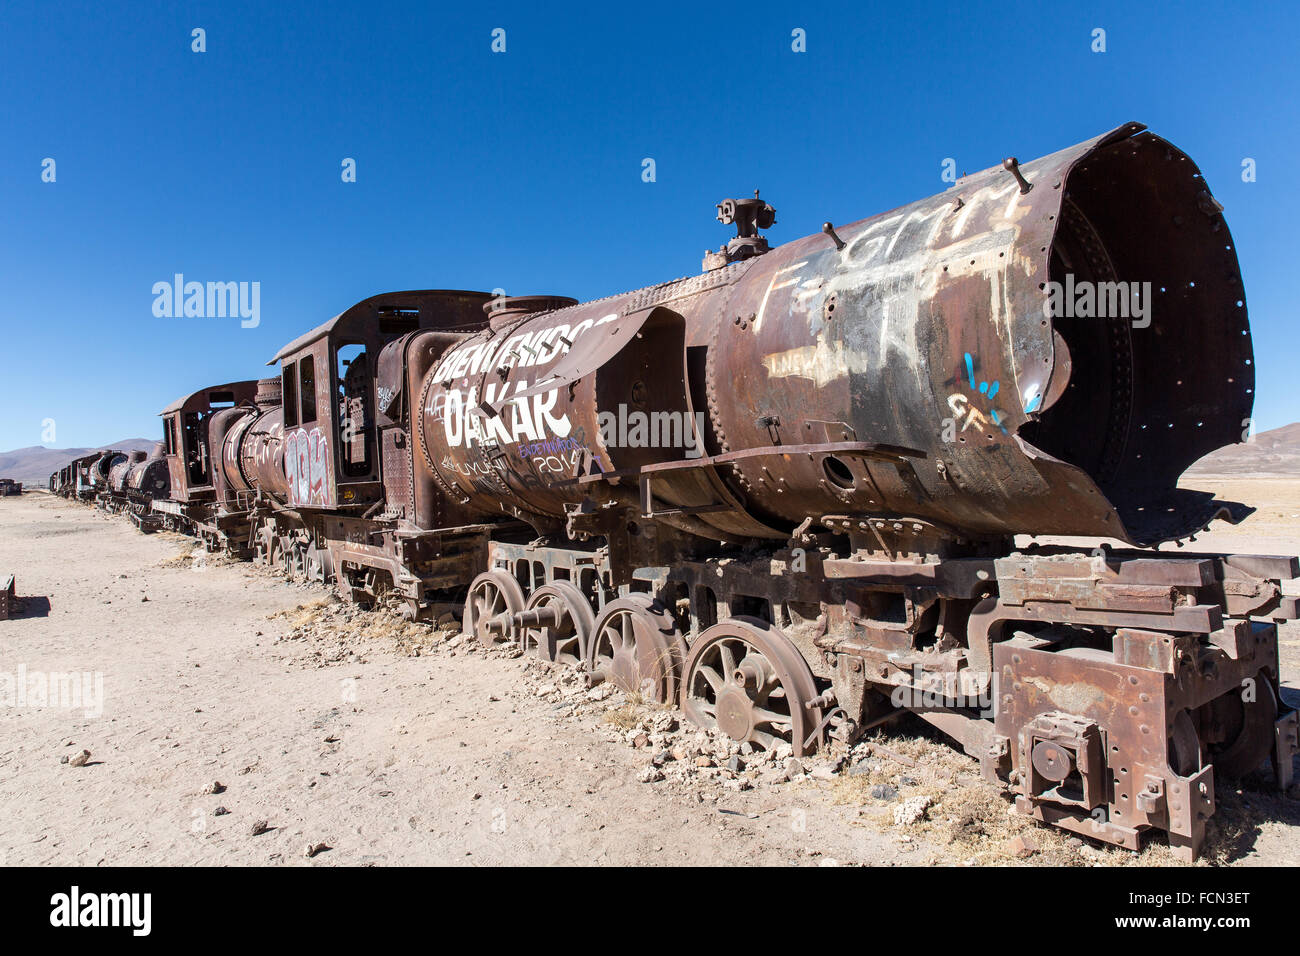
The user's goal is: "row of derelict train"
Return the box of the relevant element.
[50,124,1298,859]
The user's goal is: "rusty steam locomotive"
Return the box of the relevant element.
[53,122,1299,860]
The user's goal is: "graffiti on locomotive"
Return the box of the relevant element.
[430,314,617,459]
[285,426,329,505]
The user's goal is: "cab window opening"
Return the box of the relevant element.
[282,361,299,428]
[336,342,372,478]
[299,356,316,425]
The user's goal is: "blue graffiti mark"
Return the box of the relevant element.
[1024,392,1041,414]
[961,352,1009,434]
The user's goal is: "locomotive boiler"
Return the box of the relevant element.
[110,121,1296,860]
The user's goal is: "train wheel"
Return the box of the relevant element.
[464,571,525,648]
[520,583,594,666]
[1204,670,1278,778]
[281,542,302,581]
[276,536,293,577]
[253,525,276,567]
[304,545,329,584]
[681,618,822,757]
[587,595,682,703]
[1169,708,1204,776]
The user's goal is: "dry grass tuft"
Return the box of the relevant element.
[267,597,335,629]
[602,703,643,731]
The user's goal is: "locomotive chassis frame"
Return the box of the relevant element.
[470,526,1297,861]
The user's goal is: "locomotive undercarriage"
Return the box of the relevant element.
[149,498,257,558]
[453,525,1298,861]
[319,513,494,614]
[136,470,1297,862]
[114,448,1298,861]
[248,511,332,585]
[95,490,163,532]
[127,420,1297,862]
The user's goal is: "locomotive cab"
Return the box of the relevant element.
[276,333,383,507]
[267,290,496,511]
[158,382,261,503]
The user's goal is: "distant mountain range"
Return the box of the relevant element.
[1184,422,1300,478]
[0,439,158,487]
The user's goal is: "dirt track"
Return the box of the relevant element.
[1,490,1297,866]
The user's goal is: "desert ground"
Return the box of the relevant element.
[1,482,1297,867]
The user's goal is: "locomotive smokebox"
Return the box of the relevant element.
[706,121,1252,546]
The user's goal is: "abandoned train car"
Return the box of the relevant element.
[55,122,1298,860]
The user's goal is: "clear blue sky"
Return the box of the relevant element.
[1,0,1296,450]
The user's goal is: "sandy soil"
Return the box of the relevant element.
[1,489,1297,867]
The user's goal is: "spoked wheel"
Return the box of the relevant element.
[682,617,823,757]
[303,545,332,584]
[282,539,307,582]
[464,571,526,648]
[303,550,322,583]
[1204,670,1279,778]
[277,535,295,578]
[520,582,594,666]
[253,525,277,567]
[587,595,684,703]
